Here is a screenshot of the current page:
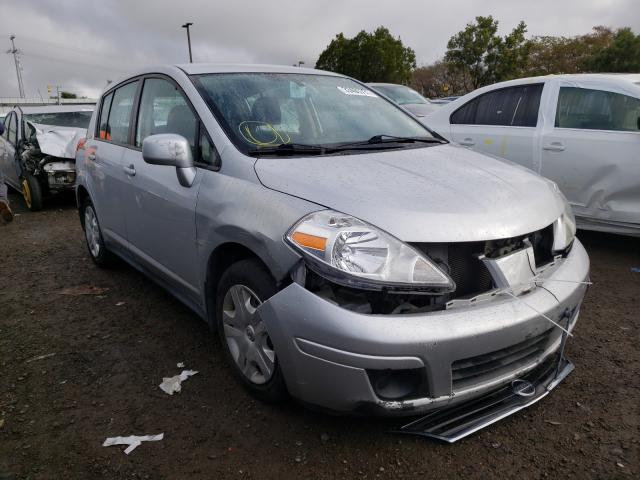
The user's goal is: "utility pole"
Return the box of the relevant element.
[181,23,193,63]
[7,35,26,98]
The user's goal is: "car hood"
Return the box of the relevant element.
[254,144,564,242]
[27,122,87,159]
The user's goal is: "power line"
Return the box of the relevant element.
[21,50,129,74]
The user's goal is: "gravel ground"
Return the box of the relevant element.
[0,191,638,479]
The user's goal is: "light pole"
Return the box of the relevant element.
[8,35,25,98]
[181,22,193,63]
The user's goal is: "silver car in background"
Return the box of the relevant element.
[76,64,589,442]
[368,83,441,118]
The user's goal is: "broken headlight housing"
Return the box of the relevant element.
[285,210,455,293]
[552,190,576,253]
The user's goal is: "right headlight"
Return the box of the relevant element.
[285,210,455,293]
[552,189,576,252]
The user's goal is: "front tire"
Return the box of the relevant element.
[216,259,287,403]
[21,175,43,211]
[81,198,115,267]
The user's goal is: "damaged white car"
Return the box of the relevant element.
[0,105,94,210]
[426,74,640,236]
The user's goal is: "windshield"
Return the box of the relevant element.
[191,73,434,155]
[372,85,428,105]
[24,111,93,128]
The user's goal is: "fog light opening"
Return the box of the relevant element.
[368,368,426,401]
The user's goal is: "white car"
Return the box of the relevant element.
[426,74,640,236]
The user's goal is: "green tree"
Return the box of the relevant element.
[316,27,416,83]
[525,26,614,76]
[583,27,640,72]
[60,91,77,99]
[444,16,530,91]
[410,61,467,98]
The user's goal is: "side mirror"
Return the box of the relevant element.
[142,134,196,187]
[0,121,5,136]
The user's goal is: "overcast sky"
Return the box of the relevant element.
[0,0,638,99]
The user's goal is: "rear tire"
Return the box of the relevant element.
[21,175,43,211]
[216,259,288,403]
[81,198,116,268]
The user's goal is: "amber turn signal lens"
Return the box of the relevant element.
[291,231,327,251]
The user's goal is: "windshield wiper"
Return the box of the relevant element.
[247,143,327,156]
[328,135,445,151]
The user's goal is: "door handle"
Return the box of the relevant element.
[543,142,565,152]
[459,138,475,146]
[123,164,136,176]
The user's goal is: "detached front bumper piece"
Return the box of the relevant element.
[395,354,574,443]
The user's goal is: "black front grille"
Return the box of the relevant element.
[445,242,493,297]
[451,328,556,391]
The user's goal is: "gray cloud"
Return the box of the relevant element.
[0,0,637,99]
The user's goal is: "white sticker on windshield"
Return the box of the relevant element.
[337,86,377,97]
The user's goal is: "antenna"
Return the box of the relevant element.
[7,35,26,98]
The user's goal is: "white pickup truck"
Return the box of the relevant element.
[426,74,640,236]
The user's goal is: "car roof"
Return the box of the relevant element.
[14,105,95,114]
[103,63,347,97]
[479,73,640,89]
[176,63,342,76]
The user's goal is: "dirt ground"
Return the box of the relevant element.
[0,191,638,480]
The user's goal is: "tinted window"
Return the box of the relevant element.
[105,82,138,144]
[451,84,543,127]
[98,92,114,140]
[135,78,197,151]
[555,87,640,132]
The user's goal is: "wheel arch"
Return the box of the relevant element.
[76,185,90,226]
[204,242,285,329]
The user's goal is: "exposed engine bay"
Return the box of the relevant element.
[301,223,560,315]
[20,121,83,192]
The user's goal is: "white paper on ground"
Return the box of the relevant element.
[159,370,198,395]
[103,433,164,454]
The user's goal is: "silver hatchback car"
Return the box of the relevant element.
[76,64,589,442]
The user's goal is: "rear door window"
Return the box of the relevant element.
[451,84,543,127]
[555,87,640,132]
[104,81,138,144]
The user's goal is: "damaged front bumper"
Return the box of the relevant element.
[256,239,589,423]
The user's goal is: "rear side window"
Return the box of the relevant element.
[451,84,543,127]
[100,81,138,144]
[555,87,640,132]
